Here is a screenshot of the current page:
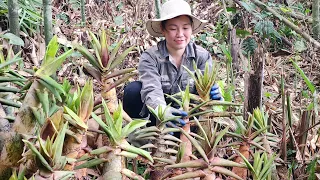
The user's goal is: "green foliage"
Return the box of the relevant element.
[22,122,70,172]
[242,37,258,56]
[294,39,307,52]
[0,0,43,35]
[9,169,27,180]
[291,59,316,94]
[254,20,281,39]
[240,151,276,180]
[306,157,318,180]
[183,61,219,101]
[0,33,24,46]
[194,32,216,54]
[35,36,74,77]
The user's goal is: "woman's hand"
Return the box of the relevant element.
[156,105,187,127]
[210,84,224,101]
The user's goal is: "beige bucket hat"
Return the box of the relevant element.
[146,0,208,37]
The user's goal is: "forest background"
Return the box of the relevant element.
[0,0,319,179]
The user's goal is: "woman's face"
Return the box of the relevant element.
[161,15,192,51]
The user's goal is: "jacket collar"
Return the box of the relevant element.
[158,40,196,59]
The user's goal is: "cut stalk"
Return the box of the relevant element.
[231,142,249,179]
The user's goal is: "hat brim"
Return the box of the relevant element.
[146,14,208,37]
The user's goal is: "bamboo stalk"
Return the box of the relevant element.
[250,0,320,48]
[312,0,320,39]
[7,0,20,53]
[155,0,161,19]
[280,72,287,162]
[80,0,86,26]
[42,0,53,46]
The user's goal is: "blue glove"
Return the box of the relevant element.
[210,84,223,101]
[156,105,187,127]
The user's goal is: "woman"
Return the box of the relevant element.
[123,0,222,127]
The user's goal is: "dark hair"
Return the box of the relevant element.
[161,15,193,31]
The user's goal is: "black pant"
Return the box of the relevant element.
[123,81,157,126]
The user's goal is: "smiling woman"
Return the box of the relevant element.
[123,0,223,127]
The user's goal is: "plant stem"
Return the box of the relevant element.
[43,0,53,46]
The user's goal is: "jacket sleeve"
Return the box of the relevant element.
[138,52,166,109]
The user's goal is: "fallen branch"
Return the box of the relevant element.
[250,0,320,49]
[283,10,312,23]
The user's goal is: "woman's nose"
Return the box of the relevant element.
[176,28,183,37]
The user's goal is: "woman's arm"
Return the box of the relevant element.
[138,52,166,109]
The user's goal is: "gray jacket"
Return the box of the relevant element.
[138,40,212,115]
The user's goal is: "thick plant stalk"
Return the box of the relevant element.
[199,114,213,154]
[231,143,249,179]
[0,81,42,178]
[101,76,123,178]
[250,0,320,48]
[150,133,171,180]
[63,127,88,171]
[101,77,118,113]
[103,148,124,180]
[7,0,20,53]
[312,0,320,39]
[80,0,86,26]
[43,0,53,46]
[180,117,191,162]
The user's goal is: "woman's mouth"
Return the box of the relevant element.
[175,40,184,44]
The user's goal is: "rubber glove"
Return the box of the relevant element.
[210,84,224,101]
[155,105,187,127]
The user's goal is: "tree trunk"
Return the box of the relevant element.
[80,0,86,26]
[7,0,20,53]
[243,43,264,121]
[43,0,53,46]
[312,0,320,39]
